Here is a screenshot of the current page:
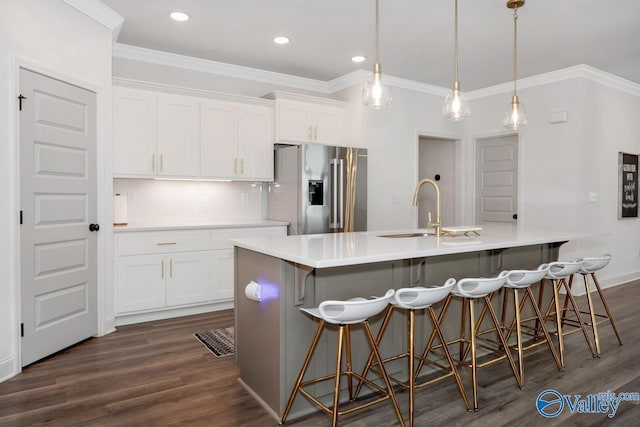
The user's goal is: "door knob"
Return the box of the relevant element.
[89,223,100,232]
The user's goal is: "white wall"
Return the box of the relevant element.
[354,86,465,230]
[466,78,640,287]
[0,0,113,381]
[114,179,265,224]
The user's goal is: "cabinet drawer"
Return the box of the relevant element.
[211,226,286,250]
[116,231,212,256]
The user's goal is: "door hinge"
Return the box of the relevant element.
[18,94,27,111]
[21,323,24,337]
[20,210,23,225]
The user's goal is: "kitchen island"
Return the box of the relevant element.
[232,224,605,421]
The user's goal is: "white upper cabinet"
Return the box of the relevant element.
[201,100,274,181]
[113,87,156,175]
[157,94,200,177]
[114,84,274,181]
[238,104,274,180]
[200,99,238,178]
[113,87,199,177]
[271,93,347,145]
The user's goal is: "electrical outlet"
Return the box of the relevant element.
[391,193,400,205]
[241,193,249,203]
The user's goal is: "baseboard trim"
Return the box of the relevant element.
[0,356,17,383]
[114,301,233,326]
[569,271,640,296]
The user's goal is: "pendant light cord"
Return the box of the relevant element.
[375,0,380,65]
[454,0,459,83]
[513,7,519,96]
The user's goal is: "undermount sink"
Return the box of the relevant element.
[377,231,433,238]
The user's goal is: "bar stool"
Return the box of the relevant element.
[502,265,563,386]
[566,254,622,356]
[354,279,470,426]
[280,289,405,427]
[537,260,597,367]
[426,271,521,411]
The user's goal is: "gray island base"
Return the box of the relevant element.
[233,225,603,421]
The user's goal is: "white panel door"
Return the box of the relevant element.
[201,99,238,178]
[238,104,273,180]
[166,251,212,306]
[157,94,200,177]
[20,68,98,366]
[113,86,157,175]
[476,135,518,223]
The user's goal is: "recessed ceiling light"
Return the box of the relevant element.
[351,56,366,63]
[273,36,291,45]
[170,11,190,22]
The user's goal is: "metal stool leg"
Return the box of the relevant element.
[281,320,326,424]
[582,274,601,356]
[591,273,623,345]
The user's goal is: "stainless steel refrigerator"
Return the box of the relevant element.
[268,143,367,235]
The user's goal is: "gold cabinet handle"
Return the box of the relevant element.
[234,158,237,174]
[160,153,164,172]
[169,259,173,278]
[314,126,318,140]
[152,153,156,172]
[161,259,164,279]
[240,158,244,174]
[308,125,312,140]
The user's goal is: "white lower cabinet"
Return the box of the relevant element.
[114,225,286,324]
[116,254,166,313]
[212,249,234,301]
[166,251,212,306]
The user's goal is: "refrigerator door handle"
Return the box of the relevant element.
[330,159,338,228]
[338,158,344,229]
[330,158,344,230]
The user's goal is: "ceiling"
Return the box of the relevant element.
[101,0,640,91]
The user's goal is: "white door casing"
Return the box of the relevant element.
[475,135,519,223]
[19,68,98,366]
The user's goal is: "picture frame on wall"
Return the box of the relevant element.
[618,152,638,219]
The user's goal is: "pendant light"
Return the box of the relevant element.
[363,0,392,109]
[443,0,470,121]
[503,0,527,130]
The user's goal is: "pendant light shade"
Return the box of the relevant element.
[504,0,527,130]
[443,0,470,121]
[363,0,392,109]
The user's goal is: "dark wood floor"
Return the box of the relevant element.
[1,282,639,426]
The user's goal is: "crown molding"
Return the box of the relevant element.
[61,0,123,41]
[328,69,449,97]
[112,44,640,99]
[467,64,640,99]
[113,43,329,93]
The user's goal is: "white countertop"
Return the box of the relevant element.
[232,223,607,268]
[113,220,289,232]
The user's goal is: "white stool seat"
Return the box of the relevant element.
[301,290,394,325]
[546,260,583,279]
[506,265,549,288]
[392,278,455,310]
[579,254,611,274]
[452,271,509,298]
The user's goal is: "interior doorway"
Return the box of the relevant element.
[475,134,519,224]
[418,136,456,228]
[19,68,98,366]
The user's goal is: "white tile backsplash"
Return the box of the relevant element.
[114,179,265,224]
